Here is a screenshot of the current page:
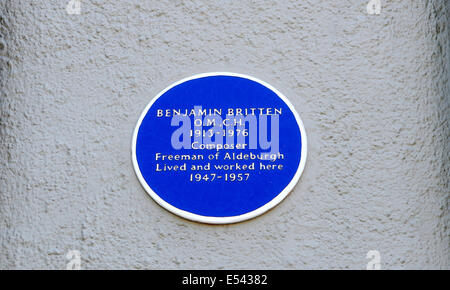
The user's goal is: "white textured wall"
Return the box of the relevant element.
[0,0,448,269]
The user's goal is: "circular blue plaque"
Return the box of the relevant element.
[132,72,307,224]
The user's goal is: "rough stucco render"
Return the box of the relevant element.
[0,0,448,270]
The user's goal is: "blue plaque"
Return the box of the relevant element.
[132,72,307,224]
